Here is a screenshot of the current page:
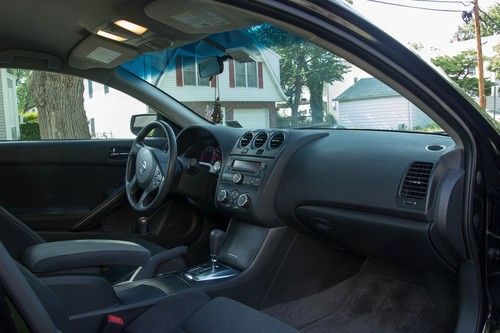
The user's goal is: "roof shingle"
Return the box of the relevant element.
[335,78,399,101]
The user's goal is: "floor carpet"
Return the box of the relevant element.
[264,259,457,333]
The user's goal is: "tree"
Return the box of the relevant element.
[489,44,500,77]
[249,25,349,124]
[453,4,500,41]
[7,69,32,114]
[29,71,90,139]
[431,50,494,97]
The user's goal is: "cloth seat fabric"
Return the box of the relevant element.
[125,289,299,333]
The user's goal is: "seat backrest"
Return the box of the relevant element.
[0,206,45,261]
[0,241,66,333]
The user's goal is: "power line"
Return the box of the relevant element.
[362,0,466,12]
[404,0,472,6]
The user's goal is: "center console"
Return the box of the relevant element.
[215,130,287,221]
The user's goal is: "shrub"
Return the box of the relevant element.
[20,122,40,140]
[23,111,38,123]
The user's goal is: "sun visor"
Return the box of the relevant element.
[145,0,258,35]
[69,35,140,69]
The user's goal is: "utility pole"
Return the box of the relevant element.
[473,0,486,108]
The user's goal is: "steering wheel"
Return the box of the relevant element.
[125,121,178,214]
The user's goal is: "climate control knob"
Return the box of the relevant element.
[237,193,251,208]
[217,190,229,203]
[232,173,243,184]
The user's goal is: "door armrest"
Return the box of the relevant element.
[23,239,150,273]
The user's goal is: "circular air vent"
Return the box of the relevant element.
[269,132,285,149]
[426,144,446,152]
[239,132,254,148]
[253,132,268,149]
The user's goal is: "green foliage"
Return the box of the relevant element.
[249,24,349,124]
[453,4,500,41]
[19,123,40,140]
[23,111,38,123]
[20,112,40,140]
[6,69,32,114]
[489,44,500,77]
[413,122,442,133]
[431,50,494,97]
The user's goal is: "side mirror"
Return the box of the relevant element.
[130,114,158,135]
[199,57,224,78]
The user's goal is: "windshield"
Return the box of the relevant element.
[122,24,443,133]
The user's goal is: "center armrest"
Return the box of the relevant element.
[23,239,151,273]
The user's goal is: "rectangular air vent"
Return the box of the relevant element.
[399,162,434,200]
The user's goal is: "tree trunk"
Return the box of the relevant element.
[308,81,324,124]
[290,83,302,119]
[30,72,90,140]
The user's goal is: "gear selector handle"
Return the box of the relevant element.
[210,229,226,262]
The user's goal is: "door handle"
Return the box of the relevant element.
[109,148,129,159]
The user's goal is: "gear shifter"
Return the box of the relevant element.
[184,228,237,282]
[209,229,226,269]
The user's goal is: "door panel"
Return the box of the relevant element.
[0,140,132,231]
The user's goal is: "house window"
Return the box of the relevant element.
[465,66,476,76]
[234,61,258,87]
[104,85,109,94]
[87,80,93,98]
[247,62,257,87]
[235,62,246,87]
[181,57,210,86]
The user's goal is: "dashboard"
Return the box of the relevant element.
[176,124,465,273]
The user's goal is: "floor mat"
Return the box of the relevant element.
[263,259,456,333]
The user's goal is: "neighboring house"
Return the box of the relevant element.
[334,78,433,130]
[83,80,149,138]
[83,48,286,133]
[156,49,286,128]
[0,69,20,140]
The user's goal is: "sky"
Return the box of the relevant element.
[351,0,499,48]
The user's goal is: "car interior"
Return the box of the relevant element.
[0,0,496,333]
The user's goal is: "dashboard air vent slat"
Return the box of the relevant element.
[399,162,434,200]
[269,132,285,149]
[254,132,268,149]
[239,132,253,148]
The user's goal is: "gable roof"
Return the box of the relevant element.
[335,77,399,102]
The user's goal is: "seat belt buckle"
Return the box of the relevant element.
[100,314,124,333]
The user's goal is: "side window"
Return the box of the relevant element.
[0,69,154,140]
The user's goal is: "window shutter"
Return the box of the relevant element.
[210,76,217,87]
[175,56,183,86]
[258,62,263,89]
[229,60,235,88]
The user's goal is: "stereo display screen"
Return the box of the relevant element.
[232,160,261,172]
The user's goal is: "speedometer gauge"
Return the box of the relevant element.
[200,146,221,164]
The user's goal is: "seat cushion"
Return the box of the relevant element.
[126,289,298,333]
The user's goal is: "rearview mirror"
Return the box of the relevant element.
[199,57,224,78]
[130,114,158,135]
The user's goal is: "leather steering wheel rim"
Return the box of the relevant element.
[125,120,178,214]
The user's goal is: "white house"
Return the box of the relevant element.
[0,69,20,140]
[334,77,434,130]
[83,48,286,134]
[83,80,150,139]
[156,49,286,128]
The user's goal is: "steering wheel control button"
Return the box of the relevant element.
[237,194,251,208]
[217,190,229,203]
[232,173,243,184]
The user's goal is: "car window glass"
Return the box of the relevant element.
[0,69,155,141]
[122,24,444,133]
